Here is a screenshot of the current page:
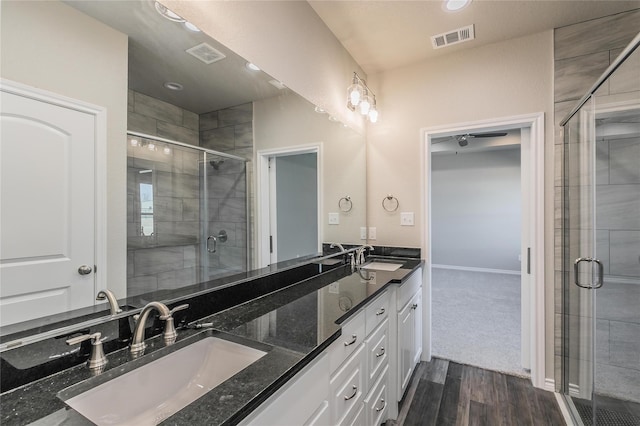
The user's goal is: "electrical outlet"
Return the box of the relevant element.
[360,227,367,240]
[368,227,377,240]
[328,212,339,225]
[400,212,414,226]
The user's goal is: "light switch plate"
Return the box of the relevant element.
[368,227,377,240]
[400,212,414,226]
[328,212,339,225]
[360,227,367,240]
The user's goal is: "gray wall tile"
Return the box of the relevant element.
[610,230,640,277]
[596,184,640,229]
[182,110,199,131]
[133,247,185,276]
[596,230,611,275]
[128,111,157,135]
[235,122,253,148]
[610,45,640,94]
[609,137,640,184]
[201,126,235,151]
[596,281,640,323]
[219,103,252,126]
[199,111,218,131]
[555,51,610,103]
[554,9,640,60]
[157,120,199,146]
[133,91,183,126]
[596,140,610,185]
[609,320,640,369]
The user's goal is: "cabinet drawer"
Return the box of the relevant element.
[365,318,389,386]
[341,401,365,426]
[364,365,389,426]
[328,310,365,372]
[330,344,365,425]
[397,267,422,310]
[304,400,329,426]
[365,290,389,336]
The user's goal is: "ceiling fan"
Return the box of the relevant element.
[455,132,508,147]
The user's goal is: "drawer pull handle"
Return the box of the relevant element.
[376,346,385,357]
[344,334,357,346]
[411,303,418,310]
[375,398,386,412]
[344,385,358,400]
[375,307,385,316]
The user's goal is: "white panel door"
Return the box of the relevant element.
[1,89,96,326]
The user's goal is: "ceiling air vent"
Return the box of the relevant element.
[431,24,475,49]
[186,43,226,64]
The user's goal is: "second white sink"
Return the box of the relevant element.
[64,336,267,425]
[361,262,404,271]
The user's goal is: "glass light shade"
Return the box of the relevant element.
[368,108,379,123]
[347,83,363,106]
[359,94,371,115]
[445,0,470,11]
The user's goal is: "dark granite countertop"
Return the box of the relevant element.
[0,257,422,426]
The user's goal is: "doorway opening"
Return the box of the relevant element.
[257,145,322,267]
[422,113,546,388]
[430,129,527,377]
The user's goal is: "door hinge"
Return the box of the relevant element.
[269,235,273,253]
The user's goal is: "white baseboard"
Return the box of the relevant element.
[544,377,555,392]
[432,264,521,276]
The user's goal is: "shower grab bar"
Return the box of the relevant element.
[574,257,604,289]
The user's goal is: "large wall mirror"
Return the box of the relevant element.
[0,0,366,338]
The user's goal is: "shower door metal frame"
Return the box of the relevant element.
[559,31,640,426]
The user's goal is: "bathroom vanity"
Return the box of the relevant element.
[0,252,424,425]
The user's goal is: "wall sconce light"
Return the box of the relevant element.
[347,72,378,123]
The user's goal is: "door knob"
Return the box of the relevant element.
[78,265,93,275]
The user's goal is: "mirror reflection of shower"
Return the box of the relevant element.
[127,133,249,298]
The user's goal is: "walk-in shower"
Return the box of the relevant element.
[560,32,640,425]
[126,132,249,297]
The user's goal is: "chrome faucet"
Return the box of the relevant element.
[330,242,346,252]
[96,289,122,315]
[355,245,374,265]
[66,331,108,375]
[130,302,189,357]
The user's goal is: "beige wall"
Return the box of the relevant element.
[1,1,129,297]
[161,0,367,134]
[254,92,367,245]
[366,31,555,379]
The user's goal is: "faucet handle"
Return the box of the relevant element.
[160,303,189,320]
[66,331,105,346]
[66,332,108,373]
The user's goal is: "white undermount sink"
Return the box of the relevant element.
[64,337,267,425]
[361,262,404,272]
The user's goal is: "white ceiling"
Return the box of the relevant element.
[308,0,640,74]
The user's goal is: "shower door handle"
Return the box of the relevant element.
[206,230,228,253]
[207,236,217,253]
[574,257,604,289]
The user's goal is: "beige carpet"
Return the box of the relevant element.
[431,267,530,378]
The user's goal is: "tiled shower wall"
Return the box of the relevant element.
[127,93,251,295]
[199,103,256,270]
[553,9,640,397]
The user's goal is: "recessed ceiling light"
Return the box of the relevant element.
[184,21,200,32]
[268,79,286,90]
[164,82,184,91]
[444,0,471,11]
[154,1,185,22]
[314,106,326,114]
[245,62,261,72]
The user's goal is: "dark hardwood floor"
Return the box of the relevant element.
[392,358,566,426]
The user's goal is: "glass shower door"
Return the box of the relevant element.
[563,95,599,425]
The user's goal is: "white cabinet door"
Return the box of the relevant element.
[0,87,97,325]
[397,298,414,399]
[412,291,423,366]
